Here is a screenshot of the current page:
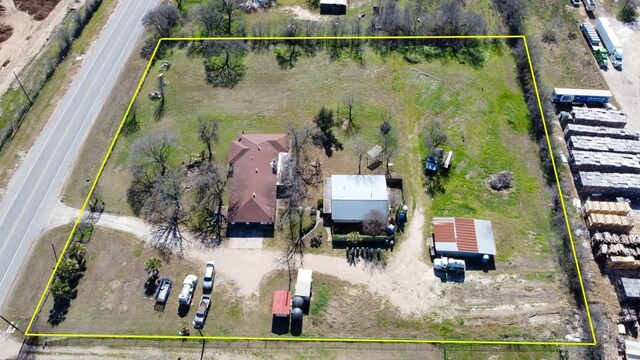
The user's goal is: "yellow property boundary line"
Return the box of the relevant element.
[23,35,597,347]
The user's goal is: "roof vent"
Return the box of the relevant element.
[256,168,259,173]
[258,146,261,151]
[252,193,256,199]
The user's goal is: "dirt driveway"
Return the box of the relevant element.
[49,202,445,316]
[598,18,640,130]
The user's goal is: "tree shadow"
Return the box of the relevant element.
[144,276,159,296]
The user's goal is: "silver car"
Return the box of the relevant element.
[203,262,215,291]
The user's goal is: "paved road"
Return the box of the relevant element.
[0,0,157,314]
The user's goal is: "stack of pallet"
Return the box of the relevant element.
[570,151,640,173]
[568,136,640,154]
[563,124,640,140]
[586,213,635,233]
[575,172,640,197]
[570,107,628,128]
[583,200,632,217]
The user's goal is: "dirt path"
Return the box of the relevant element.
[49,202,443,316]
[0,0,78,96]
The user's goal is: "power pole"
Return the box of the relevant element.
[52,243,58,264]
[12,71,33,106]
[0,314,24,335]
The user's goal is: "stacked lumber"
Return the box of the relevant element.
[583,200,632,217]
[586,213,635,233]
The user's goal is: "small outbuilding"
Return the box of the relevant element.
[432,217,497,259]
[320,0,347,15]
[271,290,292,335]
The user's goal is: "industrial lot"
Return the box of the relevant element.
[3,0,640,359]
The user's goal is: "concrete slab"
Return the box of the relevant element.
[227,238,265,249]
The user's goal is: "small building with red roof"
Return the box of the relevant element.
[432,217,497,258]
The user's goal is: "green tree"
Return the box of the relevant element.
[50,279,72,300]
[145,258,163,279]
[56,258,80,282]
[67,243,88,263]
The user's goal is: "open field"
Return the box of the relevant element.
[31,40,585,342]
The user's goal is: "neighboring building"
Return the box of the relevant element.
[227,134,289,228]
[320,0,347,15]
[432,217,497,258]
[324,175,388,223]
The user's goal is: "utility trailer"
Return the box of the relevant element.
[193,295,211,329]
[580,23,608,67]
[596,18,623,68]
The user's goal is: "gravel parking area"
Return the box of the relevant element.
[598,18,640,130]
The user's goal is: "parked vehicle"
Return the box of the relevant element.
[582,0,595,12]
[193,295,212,329]
[433,257,466,273]
[178,275,198,306]
[203,262,215,292]
[580,23,609,68]
[154,277,172,311]
[596,18,623,68]
[552,88,612,104]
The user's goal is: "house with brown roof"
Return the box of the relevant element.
[432,217,497,259]
[227,134,289,233]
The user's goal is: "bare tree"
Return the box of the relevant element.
[362,209,387,236]
[422,119,447,151]
[191,162,227,242]
[198,118,220,162]
[277,122,321,286]
[379,114,398,176]
[129,132,176,178]
[347,135,369,175]
[203,41,247,88]
[190,0,224,37]
[275,21,301,70]
[142,4,181,39]
[341,91,358,135]
[147,170,187,255]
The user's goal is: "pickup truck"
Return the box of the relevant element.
[154,277,172,311]
[178,275,198,306]
[193,295,211,328]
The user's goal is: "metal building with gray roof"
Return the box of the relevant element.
[324,175,388,223]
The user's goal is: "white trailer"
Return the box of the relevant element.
[294,269,313,300]
[596,18,623,68]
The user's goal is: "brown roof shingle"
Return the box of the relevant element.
[227,134,289,224]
